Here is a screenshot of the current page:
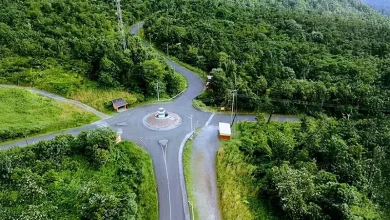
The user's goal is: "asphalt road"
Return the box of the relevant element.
[191,125,222,220]
[1,22,300,220]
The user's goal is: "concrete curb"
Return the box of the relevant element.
[178,130,195,220]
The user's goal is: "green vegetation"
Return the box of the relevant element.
[192,99,216,112]
[144,0,390,115]
[0,0,183,110]
[183,136,199,220]
[217,138,277,220]
[0,88,98,143]
[139,28,208,82]
[70,89,138,114]
[217,116,390,219]
[0,128,158,219]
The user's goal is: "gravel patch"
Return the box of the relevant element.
[191,125,221,220]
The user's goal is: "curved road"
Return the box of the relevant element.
[1,22,300,220]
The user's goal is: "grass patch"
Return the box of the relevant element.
[192,99,218,112]
[70,89,138,114]
[183,134,200,220]
[127,142,159,220]
[0,88,99,143]
[176,70,188,92]
[217,136,278,220]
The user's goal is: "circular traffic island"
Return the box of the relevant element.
[142,108,182,131]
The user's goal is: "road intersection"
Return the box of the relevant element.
[1,22,300,220]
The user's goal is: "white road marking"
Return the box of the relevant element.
[139,138,148,147]
[205,113,215,127]
[160,142,172,220]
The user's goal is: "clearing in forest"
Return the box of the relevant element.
[0,87,99,143]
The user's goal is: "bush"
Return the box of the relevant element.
[0,129,158,220]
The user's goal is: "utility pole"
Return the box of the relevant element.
[188,115,193,132]
[156,82,160,101]
[230,89,237,125]
[114,0,126,50]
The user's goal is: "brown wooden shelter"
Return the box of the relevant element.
[111,98,128,112]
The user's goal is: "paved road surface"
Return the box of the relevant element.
[191,125,222,220]
[1,21,300,220]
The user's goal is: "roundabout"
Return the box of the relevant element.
[143,107,182,131]
[0,21,300,220]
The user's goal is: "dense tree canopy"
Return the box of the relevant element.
[0,128,158,219]
[0,0,181,99]
[218,116,390,219]
[144,0,390,115]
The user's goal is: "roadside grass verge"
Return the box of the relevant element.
[192,99,219,112]
[183,134,200,220]
[70,89,138,114]
[217,133,278,220]
[0,87,99,143]
[193,98,261,115]
[127,142,159,220]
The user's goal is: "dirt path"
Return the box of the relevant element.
[0,84,110,119]
[191,125,222,220]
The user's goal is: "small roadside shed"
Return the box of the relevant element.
[219,122,231,140]
[111,98,128,112]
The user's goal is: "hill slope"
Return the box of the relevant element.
[0,0,182,109]
[144,0,390,115]
[0,88,98,142]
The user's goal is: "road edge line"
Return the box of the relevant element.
[179,130,195,220]
[205,113,215,127]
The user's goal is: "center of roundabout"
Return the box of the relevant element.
[142,107,182,131]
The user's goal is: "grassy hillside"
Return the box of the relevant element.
[0,129,158,220]
[0,88,98,143]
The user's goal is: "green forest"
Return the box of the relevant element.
[0,0,183,111]
[144,0,390,115]
[0,128,157,219]
[218,116,390,219]
[136,0,390,219]
[2,0,390,219]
